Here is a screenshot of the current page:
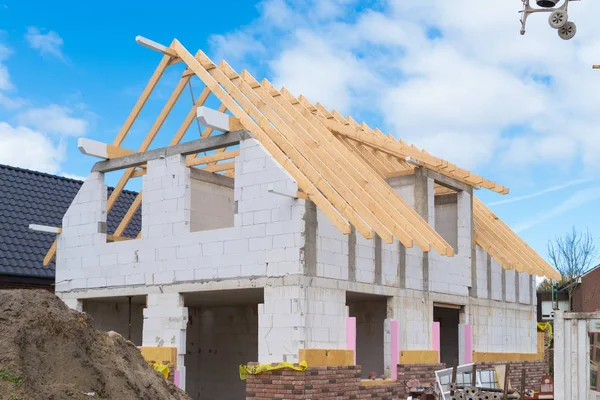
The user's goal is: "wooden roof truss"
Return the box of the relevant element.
[43,37,559,280]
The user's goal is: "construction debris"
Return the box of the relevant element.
[0,289,190,400]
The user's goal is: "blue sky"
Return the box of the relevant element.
[1,0,600,272]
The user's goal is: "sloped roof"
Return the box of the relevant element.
[43,37,560,280]
[0,164,141,278]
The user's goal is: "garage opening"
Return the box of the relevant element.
[183,288,262,400]
[82,295,145,345]
[347,292,387,378]
[433,305,460,367]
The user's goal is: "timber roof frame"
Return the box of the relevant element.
[43,37,560,281]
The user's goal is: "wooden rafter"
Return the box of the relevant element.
[46,37,559,280]
[171,40,351,235]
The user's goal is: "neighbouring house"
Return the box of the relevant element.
[537,288,569,321]
[572,264,600,312]
[46,38,561,400]
[0,164,141,291]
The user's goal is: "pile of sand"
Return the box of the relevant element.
[0,289,190,400]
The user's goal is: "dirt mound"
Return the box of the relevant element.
[0,289,191,400]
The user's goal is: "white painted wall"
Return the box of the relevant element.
[185,305,257,400]
[190,178,234,232]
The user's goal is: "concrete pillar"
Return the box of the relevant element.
[142,154,191,239]
[143,293,188,390]
[414,168,430,292]
[348,226,356,281]
[384,319,399,379]
[487,254,492,300]
[458,323,473,365]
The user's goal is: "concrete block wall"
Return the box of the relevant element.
[56,138,306,293]
[388,293,430,351]
[475,245,489,298]
[315,209,348,280]
[471,301,537,353]
[258,285,346,364]
[429,189,471,296]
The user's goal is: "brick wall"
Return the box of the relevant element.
[397,363,446,396]
[245,363,445,399]
[475,360,549,392]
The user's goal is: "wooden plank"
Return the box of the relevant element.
[131,168,146,178]
[319,115,508,194]
[43,241,57,266]
[297,95,452,255]
[474,198,553,277]
[186,150,239,167]
[92,132,243,173]
[135,36,178,57]
[219,65,376,240]
[201,161,234,173]
[113,51,173,147]
[172,40,351,235]
[114,193,142,237]
[230,68,398,243]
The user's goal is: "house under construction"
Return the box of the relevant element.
[46,37,560,399]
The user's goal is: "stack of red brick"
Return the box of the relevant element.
[475,360,548,393]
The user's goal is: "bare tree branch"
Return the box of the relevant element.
[547,227,598,310]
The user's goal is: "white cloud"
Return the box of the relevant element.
[514,186,600,233]
[16,105,88,136]
[216,0,600,174]
[0,122,65,174]
[25,27,64,60]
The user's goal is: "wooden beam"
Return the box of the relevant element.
[196,106,244,133]
[171,86,211,146]
[172,40,351,235]
[92,132,244,173]
[78,138,135,159]
[296,93,452,255]
[43,241,57,266]
[131,168,146,178]
[114,193,142,237]
[222,65,379,241]
[201,161,234,173]
[113,50,174,147]
[107,234,134,242]
[186,150,239,167]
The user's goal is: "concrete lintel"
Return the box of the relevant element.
[190,167,234,189]
[427,169,472,194]
[92,130,246,173]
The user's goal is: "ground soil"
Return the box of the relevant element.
[0,289,191,400]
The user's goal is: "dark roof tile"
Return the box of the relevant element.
[0,164,141,279]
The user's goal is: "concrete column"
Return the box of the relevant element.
[303,200,317,276]
[515,271,520,303]
[530,274,536,306]
[487,254,492,300]
[374,235,382,285]
[142,154,191,239]
[414,168,429,292]
[501,268,507,302]
[398,242,406,288]
[348,226,356,281]
[384,319,399,379]
[143,293,188,390]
